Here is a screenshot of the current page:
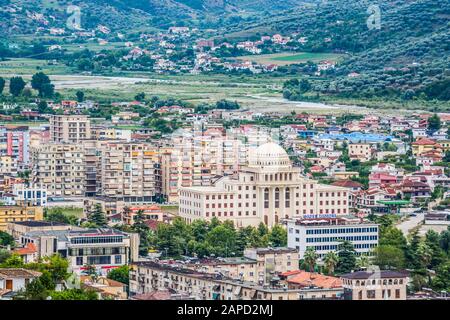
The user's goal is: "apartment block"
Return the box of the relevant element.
[100,142,162,202]
[129,260,342,300]
[50,115,91,143]
[0,126,30,166]
[30,143,85,198]
[0,205,44,231]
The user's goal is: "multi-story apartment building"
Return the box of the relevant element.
[50,115,91,143]
[20,227,139,275]
[99,142,162,202]
[0,126,30,166]
[179,142,350,227]
[0,205,44,231]
[188,247,298,285]
[161,130,246,202]
[286,216,379,259]
[341,270,409,300]
[30,143,85,198]
[129,260,343,300]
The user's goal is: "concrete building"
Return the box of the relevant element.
[179,142,350,227]
[99,142,161,202]
[349,143,373,162]
[10,183,48,206]
[0,126,30,166]
[30,143,85,198]
[50,115,91,143]
[341,270,409,300]
[129,260,343,300]
[286,216,379,259]
[188,247,298,285]
[6,220,76,239]
[161,130,246,202]
[19,228,139,276]
[0,205,44,231]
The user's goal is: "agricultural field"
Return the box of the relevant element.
[237,52,346,66]
[0,58,73,76]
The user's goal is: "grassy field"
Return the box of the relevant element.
[47,207,85,219]
[238,52,346,66]
[0,58,73,76]
[0,121,48,127]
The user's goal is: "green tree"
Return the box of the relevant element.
[107,265,129,285]
[0,231,14,247]
[0,249,11,264]
[373,245,405,270]
[268,224,287,247]
[336,241,357,274]
[432,261,450,292]
[206,225,237,257]
[132,209,150,256]
[49,288,98,300]
[1,253,24,268]
[299,79,312,93]
[31,72,54,98]
[416,242,433,269]
[22,277,49,300]
[0,77,5,95]
[76,90,85,102]
[427,114,441,132]
[88,204,108,227]
[135,92,145,102]
[323,251,339,275]
[439,227,450,254]
[356,255,370,269]
[303,247,318,272]
[424,230,446,269]
[9,76,26,97]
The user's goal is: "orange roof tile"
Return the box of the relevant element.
[287,270,342,289]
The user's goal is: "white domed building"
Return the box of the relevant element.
[179,142,350,228]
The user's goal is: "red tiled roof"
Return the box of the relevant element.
[14,243,37,256]
[286,270,342,289]
[412,138,437,145]
[331,180,363,188]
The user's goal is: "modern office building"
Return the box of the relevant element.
[10,183,48,206]
[286,216,379,259]
[20,228,139,275]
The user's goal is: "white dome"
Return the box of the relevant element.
[249,142,291,168]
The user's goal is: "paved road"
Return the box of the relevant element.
[396,213,425,236]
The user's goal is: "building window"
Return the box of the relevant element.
[367,290,376,299]
[264,188,269,208]
[285,188,290,208]
[275,188,280,208]
[115,255,122,264]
